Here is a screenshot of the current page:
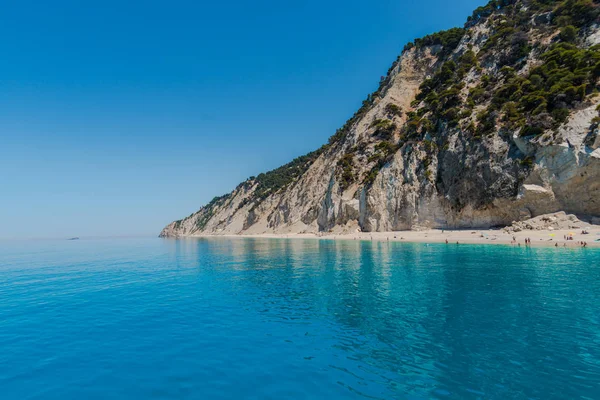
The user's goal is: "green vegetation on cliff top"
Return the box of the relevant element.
[194,0,600,215]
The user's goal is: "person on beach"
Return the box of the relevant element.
[445,239,448,244]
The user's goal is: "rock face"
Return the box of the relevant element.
[160,0,600,238]
[502,211,593,233]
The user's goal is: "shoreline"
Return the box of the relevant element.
[175,227,600,248]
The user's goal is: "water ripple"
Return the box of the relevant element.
[0,238,599,399]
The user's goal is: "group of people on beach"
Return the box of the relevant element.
[554,241,588,247]
[509,236,532,246]
[556,234,588,247]
[444,239,460,244]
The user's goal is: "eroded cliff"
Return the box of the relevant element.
[161,0,600,237]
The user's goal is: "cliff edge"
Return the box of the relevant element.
[161,0,600,237]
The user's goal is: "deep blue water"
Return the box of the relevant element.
[1,238,600,399]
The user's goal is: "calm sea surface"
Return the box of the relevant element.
[1,237,600,399]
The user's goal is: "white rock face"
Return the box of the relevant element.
[503,211,593,233]
[160,6,600,238]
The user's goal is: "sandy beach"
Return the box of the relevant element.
[188,225,600,248]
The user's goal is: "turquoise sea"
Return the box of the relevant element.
[1,237,600,399]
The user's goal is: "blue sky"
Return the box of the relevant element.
[0,0,484,239]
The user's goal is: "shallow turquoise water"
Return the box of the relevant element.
[1,238,600,399]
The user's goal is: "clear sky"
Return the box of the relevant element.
[0,0,485,239]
